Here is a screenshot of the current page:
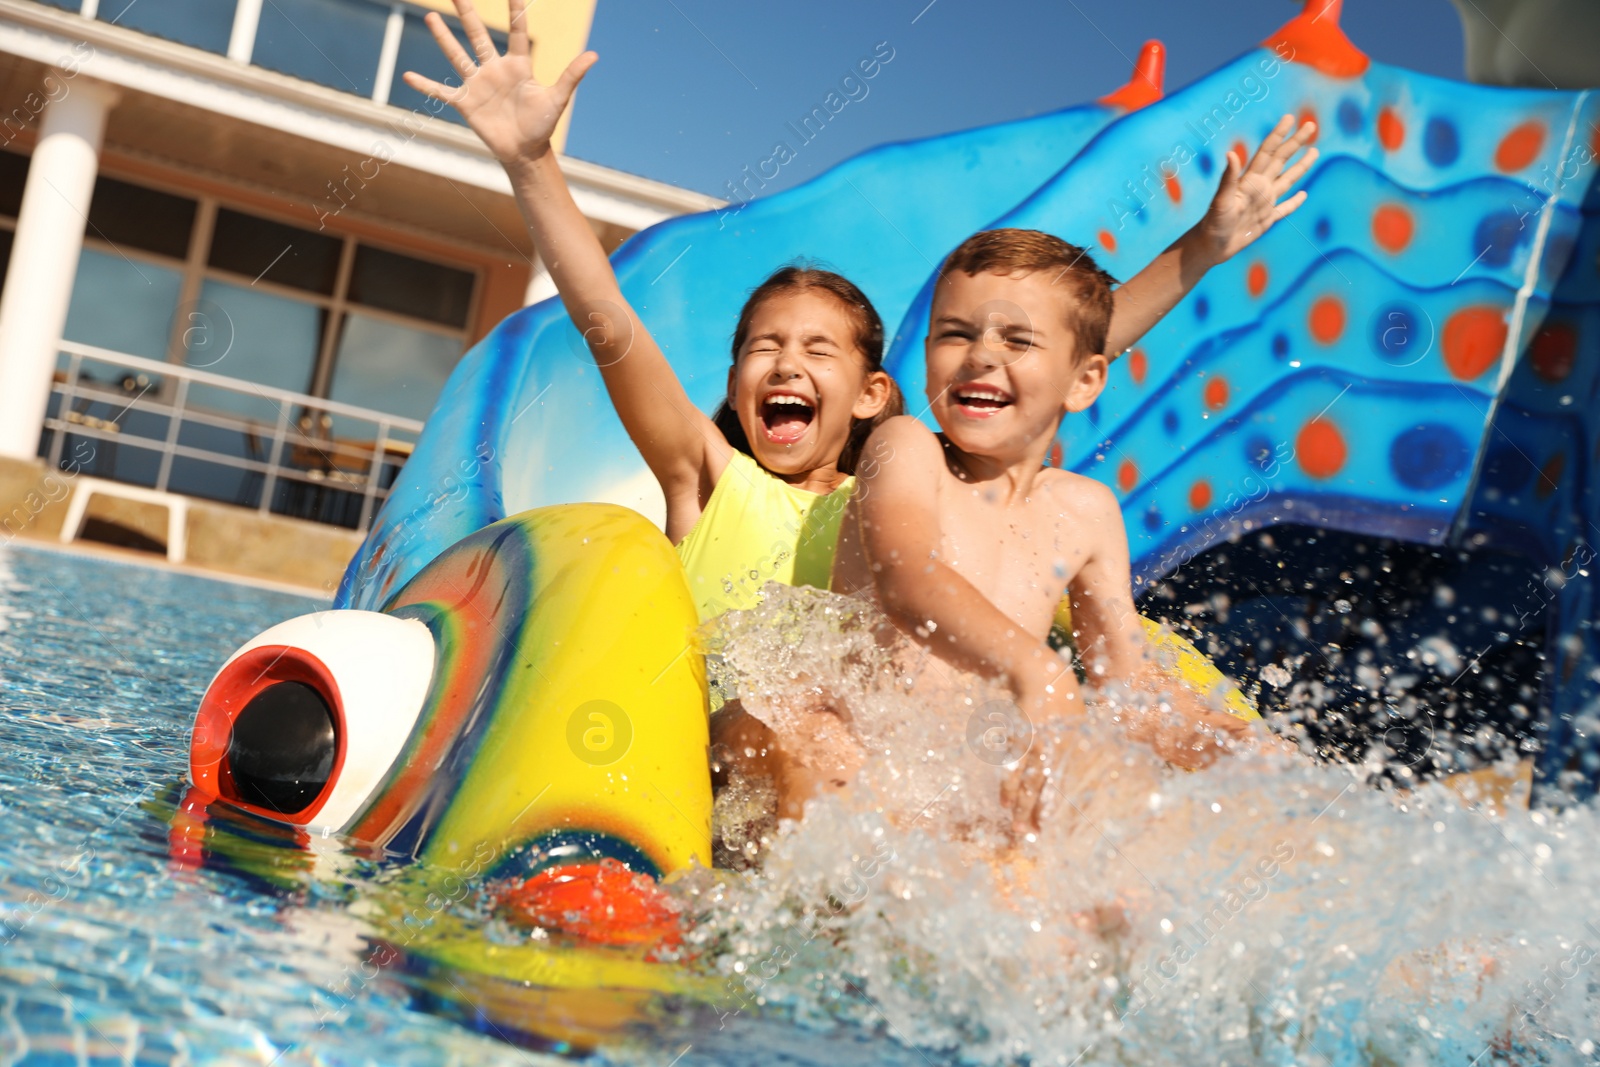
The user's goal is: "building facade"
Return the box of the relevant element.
[0,0,719,544]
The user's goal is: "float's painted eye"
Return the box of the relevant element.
[190,611,436,832]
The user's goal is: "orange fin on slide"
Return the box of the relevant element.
[495,859,684,949]
[1264,0,1370,78]
[1099,41,1166,112]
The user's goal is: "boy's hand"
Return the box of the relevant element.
[402,0,596,164]
[1121,688,1250,770]
[1192,113,1318,265]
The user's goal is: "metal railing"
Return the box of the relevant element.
[43,341,424,533]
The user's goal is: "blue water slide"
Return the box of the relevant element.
[339,6,1600,791]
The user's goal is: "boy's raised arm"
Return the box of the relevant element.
[404,1,722,497]
[1104,114,1318,357]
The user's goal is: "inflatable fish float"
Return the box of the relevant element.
[179,504,715,1050]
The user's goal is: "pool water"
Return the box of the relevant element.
[4,542,1600,1066]
[0,544,937,1067]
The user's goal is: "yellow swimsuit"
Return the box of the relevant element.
[676,451,854,624]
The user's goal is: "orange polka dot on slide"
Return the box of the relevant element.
[1377,106,1404,150]
[1442,306,1508,380]
[1495,121,1545,172]
[1299,108,1319,143]
[1247,261,1268,297]
[1188,481,1213,511]
[1203,376,1230,411]
[1128,347,1148,385]
[1309,296,1346,344]
[1372,204,1413,253]
[1099,229,1118,253]
[1117,458,1139,493]
[1164,174,1182,203]
[1231,141,1249,169]
[1296,417,1347,480]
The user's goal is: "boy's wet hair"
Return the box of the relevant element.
[713,265,905,476]
[940,228,1118,360]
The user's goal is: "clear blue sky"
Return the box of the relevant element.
[565,0,1466,198]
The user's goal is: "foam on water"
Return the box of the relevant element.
[682,584,1600,1066]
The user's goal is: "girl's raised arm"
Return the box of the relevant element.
[404,1,726,508]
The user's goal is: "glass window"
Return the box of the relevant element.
[62,247,183,362]
[388,9,505,128]
[95,0,235,54]
[185,277,325,422]
[32,0,78,9]
[347,243,474,328]
[327,311,462,432]
[0,148,27,218]
[87,176,196,260]
[251,0,387,97]
[209,207,342,294]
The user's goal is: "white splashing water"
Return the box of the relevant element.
[675,585,1600,1066]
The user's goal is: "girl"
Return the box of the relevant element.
[403,2,1318,626]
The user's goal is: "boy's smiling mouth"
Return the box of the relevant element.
[951,383,1014,418]
[759,390,816,444]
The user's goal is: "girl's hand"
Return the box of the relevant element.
[401,0,596,164]
[1194,113,1319,264]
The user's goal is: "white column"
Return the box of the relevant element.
[228,0,263,63]
[0,75,119,461]
[371,6,406,105]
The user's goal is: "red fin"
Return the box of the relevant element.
[1099,41,1166,111]
[1264,0,1370,78]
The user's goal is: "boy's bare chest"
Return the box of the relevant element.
[933,485,1076,631]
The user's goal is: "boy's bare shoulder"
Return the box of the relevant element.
[1037,467,1121,517]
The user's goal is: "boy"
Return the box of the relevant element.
[829,228,1254,831]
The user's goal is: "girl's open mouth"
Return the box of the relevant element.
[953,384,1014,418]
[759,392,815,444]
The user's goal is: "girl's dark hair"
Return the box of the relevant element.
[712,265,904,476]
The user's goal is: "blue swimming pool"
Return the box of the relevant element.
[6,541,1600,1067]
[0,543,942,1066]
